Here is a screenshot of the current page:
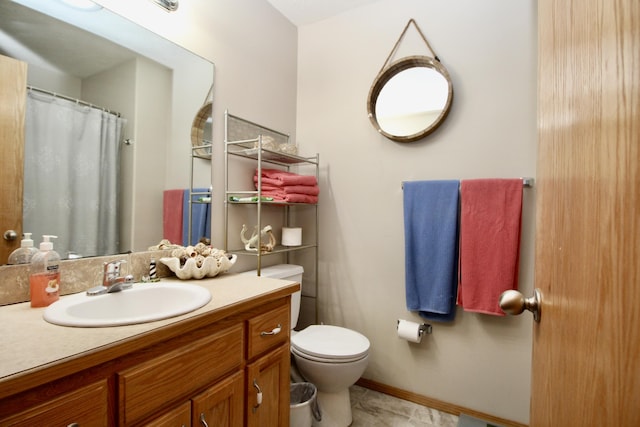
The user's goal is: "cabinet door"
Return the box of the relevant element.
[192,371,244,427]
[245,343,290,427]
[141,401,190,427]
[0,380,109,427]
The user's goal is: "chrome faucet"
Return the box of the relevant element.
[86,260,135,296]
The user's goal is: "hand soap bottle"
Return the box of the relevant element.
[7,232,38,265]
[29,235,61,308]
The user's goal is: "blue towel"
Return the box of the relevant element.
[403,180,460,322]
[182,188,211,246]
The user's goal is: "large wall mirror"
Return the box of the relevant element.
[0,0,214,263]
[367,55,453,143]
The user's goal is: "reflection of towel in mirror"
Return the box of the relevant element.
[256,168,317,186]
[403,180,460,322]
[182,189,211,246]
[457,179,522,316]
[163,189,184,245]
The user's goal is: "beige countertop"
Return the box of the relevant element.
[0,273,298,382]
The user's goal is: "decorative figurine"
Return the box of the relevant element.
[240,224,276,252]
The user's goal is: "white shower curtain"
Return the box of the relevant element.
[24,91,125,258]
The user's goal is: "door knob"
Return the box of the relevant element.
[499,289,541,322]
[3,230,18,241]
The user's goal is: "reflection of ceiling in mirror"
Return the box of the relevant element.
[11,0,202,71]
[376,67,448,118]
[0,1,137,78]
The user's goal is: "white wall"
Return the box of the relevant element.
[296,0,537,424]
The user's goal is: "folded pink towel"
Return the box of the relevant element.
[256,168,317,186]
[259,188,287,199]
[261,190,318,204]
[255,180,320,196]
[163,189,184,245]
[457,179,523,316]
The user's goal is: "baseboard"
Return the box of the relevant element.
[355,378,528,427]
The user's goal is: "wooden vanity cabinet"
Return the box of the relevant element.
[0,294,294,427]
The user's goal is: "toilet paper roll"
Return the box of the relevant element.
[282,227,302,246]
[397,319,423,343]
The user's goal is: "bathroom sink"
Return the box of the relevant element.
[43,282,211,327]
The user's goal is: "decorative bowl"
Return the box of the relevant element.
[160,254,237,280]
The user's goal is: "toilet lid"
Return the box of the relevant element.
[291,325,370,361]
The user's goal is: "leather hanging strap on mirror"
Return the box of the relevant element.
[379,19,440,75]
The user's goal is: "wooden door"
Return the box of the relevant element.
[0,54,26,263]
[532,0,640,425]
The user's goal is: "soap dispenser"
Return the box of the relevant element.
[29,235,61,308]
[7,232,38,265]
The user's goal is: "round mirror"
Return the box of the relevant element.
[191,102,213,156]
[367,55,453,143]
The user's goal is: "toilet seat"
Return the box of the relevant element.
[291,325,370,363]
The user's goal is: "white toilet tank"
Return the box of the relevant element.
[245,264,303,329]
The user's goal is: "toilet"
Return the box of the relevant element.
[250,264,370,427]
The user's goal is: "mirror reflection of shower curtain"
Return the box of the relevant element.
[24,91,125,259]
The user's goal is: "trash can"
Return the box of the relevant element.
[290,382,321,427]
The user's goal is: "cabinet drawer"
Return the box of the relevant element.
[119,324,243,426]
[0,379,109,427]
[247,303,290,360]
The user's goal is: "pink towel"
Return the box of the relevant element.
[256,168,317,186]
[457,179,523,316]
[163,189,184,244]
[261,190,318,204]
[255,180,320,196]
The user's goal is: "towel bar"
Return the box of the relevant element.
[401,177,535,190]
[521,177,535,187]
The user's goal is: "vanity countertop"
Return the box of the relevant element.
[0,273,298,396]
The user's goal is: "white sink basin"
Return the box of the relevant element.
[43,282,211,327]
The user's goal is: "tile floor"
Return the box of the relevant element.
[349,385,459,427]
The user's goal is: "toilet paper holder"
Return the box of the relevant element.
[397,320,432,336]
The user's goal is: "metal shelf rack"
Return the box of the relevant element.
[224,111,319,325]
